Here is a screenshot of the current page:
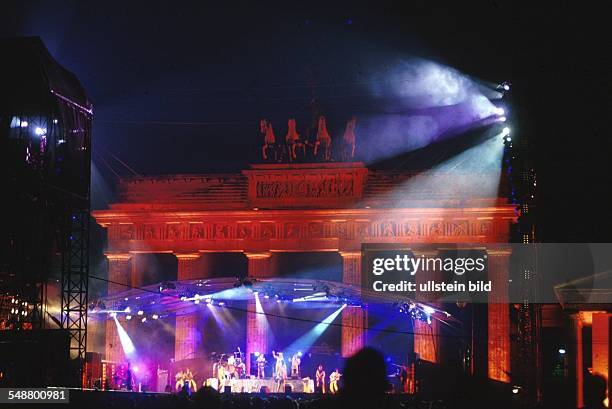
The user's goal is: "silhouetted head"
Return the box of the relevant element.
[584,372,607,409]
[342,347,389,396]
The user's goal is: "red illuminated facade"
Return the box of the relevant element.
[93,162,517,382]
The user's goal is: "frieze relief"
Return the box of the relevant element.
[109,217,505,243]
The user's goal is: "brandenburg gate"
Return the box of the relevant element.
[93,162,516,382]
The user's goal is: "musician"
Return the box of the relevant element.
[392,361,412,393]
[290,353,301,379]
[255,353,266,378]
[226,353,238,379]
[275,358,287,392]
[236,360,246,379]
[272,350,285,377]
[175,369,185,392]
[217,362,226,388]
[315,365,326,394]
[399,364,409,393]
[329,368,341,394]
[126,362,133,392]
[185,368,197,392]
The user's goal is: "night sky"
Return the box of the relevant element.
[2,1,609,242]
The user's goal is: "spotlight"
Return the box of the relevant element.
[254,351,260,357]
[34,127,47,136]
[109,312,117,318]
[499,116,507,122]
[126,315,132,320]
[218,302,225,306]
[297,351,302,357]
[512,386,521,394]
[152,314,159,320]
[495,107,505,116]
[20,121,28,128]
[422,305,435,315]
[141,317,147,323]
[502,127,511,136]
[124,306,131,313]
[498,81,511,92]
[194,299,200,304]
[137,310,144,316]
[558,348,566,355]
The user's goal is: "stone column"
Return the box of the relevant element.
[340,251,365,358]
[245,252,273,372]
[105,253,131,363]
[487,248,511,382]
[592,313,610,404]
[570,313,585,408]
[413,249,440,363]
[174,253,202,362]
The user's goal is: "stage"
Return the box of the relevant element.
[205,377,315,393]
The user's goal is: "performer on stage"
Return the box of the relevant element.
[217,361,226,388]
[329,368,341,394]
[175,369,185,392]
[275,357,287,392]
[392,362,412,393]
[290,352,301,379]
[227,353,237,379]
[315,364,326,394]
[184,368,197,392]
[272,350,285,378]
[236,359,246,379]
[256,353,267,379]
[126,362,133,391]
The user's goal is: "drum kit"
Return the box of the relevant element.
[214,349,246,381]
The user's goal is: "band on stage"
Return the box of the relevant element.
[111,348,416,395]
[172,346,344,394]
